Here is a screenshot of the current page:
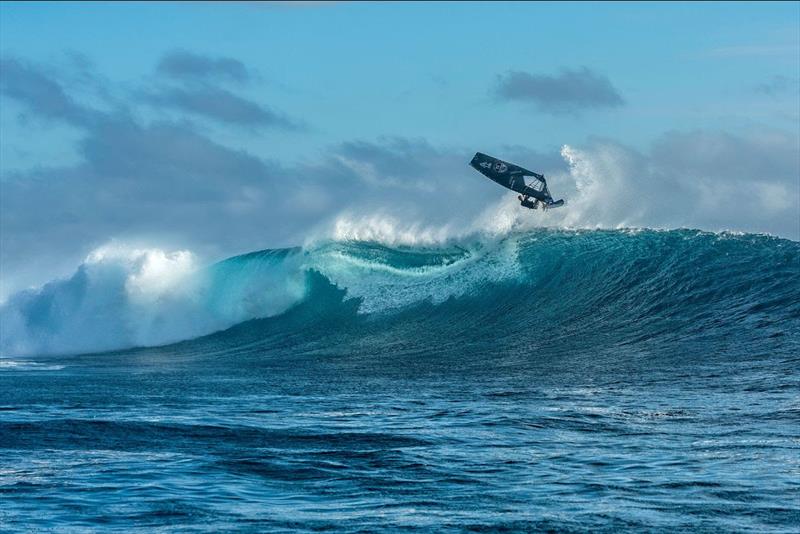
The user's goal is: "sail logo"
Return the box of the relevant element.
[479,160,507,173]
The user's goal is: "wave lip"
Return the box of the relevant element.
[1,228,798,357]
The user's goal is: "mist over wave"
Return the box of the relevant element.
[307,139,799,254]
[471,142,798,239]
[2,224,797,358]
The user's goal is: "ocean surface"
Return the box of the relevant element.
[1,228,799,532]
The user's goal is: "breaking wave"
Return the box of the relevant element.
[2,226,798,358]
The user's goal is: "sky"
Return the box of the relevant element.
[1,1,799,299]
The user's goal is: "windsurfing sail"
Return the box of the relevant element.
[469,152,563,209]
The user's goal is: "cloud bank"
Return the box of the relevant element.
[0,57,93,124]
[156,49,251,83]
[754,75,799,96]
[142,86,298,128]
[494,67,625,114]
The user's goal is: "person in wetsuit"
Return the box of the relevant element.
[518,195,539,209]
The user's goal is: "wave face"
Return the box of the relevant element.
[2,228,798,358]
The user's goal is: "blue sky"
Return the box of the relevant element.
[2,2,797,165]
[1,1,798,296]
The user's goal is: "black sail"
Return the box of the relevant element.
[469,152,552,202]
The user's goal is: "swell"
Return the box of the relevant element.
[1,229,798,358]
[0,419,431,453]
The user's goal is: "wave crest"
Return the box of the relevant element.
[1,229,798,357]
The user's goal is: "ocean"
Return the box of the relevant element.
[1,228,799,532]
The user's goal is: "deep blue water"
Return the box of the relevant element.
[2,229,799,532]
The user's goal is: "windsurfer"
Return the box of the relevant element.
[518,195,537,209]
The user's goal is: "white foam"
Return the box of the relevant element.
[0,242,307,357]
[304,236,523,315]
[329,213,456,247]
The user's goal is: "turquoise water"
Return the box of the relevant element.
[2,229,799,531]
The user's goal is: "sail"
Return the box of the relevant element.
[469,152,551,201]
